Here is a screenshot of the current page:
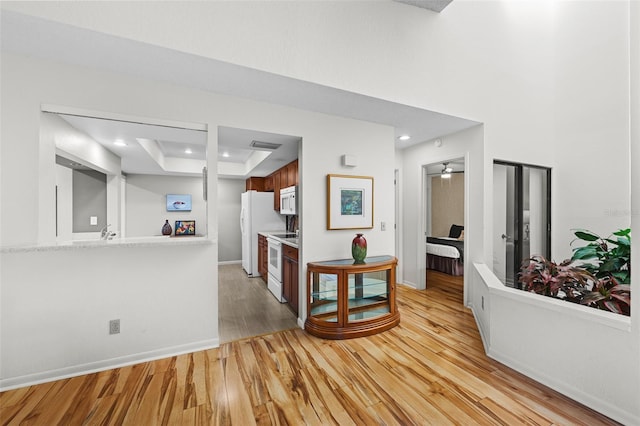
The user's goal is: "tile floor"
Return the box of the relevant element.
[218,263,299,343]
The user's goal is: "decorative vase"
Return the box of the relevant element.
[162,220,172,236]
[352,233,367,264]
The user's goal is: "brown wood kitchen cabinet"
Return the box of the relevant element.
[286,160,298,186]
[264,174,274,191]
[246,177,265,192]
[272,170,281,211]
[282,244,299,314]
[258,234,268,282]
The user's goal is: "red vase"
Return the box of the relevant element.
[352,233,367,264]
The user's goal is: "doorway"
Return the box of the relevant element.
[421,157,466,293]
[216,126,301,342]
[492,161,551,288]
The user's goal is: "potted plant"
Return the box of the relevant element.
[518,229,631,316]
[570,228,631,315]
[519,255,593,304]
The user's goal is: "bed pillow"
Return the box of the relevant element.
[458,230,465,240]
[448,224,464,239]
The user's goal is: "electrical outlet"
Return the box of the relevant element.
[109,319,120,335]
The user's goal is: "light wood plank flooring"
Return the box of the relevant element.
[218,264,298,343]
[0,270,619,425]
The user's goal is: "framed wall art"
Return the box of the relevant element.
[327,174,374,230]
[166,194,192,211]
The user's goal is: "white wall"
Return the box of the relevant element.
[217,178,245,263]
[550,3,632,261]
[54,164,72,242]
[0,52,396,389]
[125,175,207,238]
[0,243,217,389]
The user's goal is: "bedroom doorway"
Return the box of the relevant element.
[421,157,466,292]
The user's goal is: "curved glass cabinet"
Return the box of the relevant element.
[305,255,400,339]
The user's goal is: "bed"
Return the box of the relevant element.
[426,224,464,276]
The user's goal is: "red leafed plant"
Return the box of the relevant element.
[518,229,631,316]
[519,255,595,304]
[581,275,631,316]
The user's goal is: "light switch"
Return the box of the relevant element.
[90,216,98,226]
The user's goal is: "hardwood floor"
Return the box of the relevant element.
[0,270,619,425]
[218,264,298,343]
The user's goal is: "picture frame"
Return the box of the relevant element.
[166,194,192,211]
[327,174,374,230]
[174,220,196,236]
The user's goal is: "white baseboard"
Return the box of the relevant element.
[218,260,241,265]
[487,346,637,425]
[468,304,489,353]
[400,281,417,289]
[0,338,219,392]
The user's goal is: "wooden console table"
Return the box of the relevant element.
[305,255,400,339]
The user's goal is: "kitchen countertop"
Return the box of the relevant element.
[259,231,299,249]
[1,235,213,253]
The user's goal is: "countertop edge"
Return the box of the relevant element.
[258,231,299,249]
[1,236,215,254]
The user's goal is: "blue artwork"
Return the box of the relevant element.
[341,189,363,216]
[166,194,192,211]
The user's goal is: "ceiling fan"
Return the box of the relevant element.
[441,162,453,178]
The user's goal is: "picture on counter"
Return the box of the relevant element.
[166,194,192,211]
[327,174,373,230]
[174,220,196,236]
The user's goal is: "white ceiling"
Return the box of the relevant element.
[54,113,300,178]
[1,8,477,178]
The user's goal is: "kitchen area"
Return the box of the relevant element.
[241,159,300,315]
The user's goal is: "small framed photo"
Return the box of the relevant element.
[327,174,374,230]
[174,220,196,236]
[166,194,192,211]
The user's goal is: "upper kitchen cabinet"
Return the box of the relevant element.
[285,160,298,187]
[246,177,265,192]
[272,170,281,211]
[264,174,274,192]
[245,159,298,211]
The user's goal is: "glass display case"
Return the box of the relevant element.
[305,255,399,339]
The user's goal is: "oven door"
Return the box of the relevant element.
[267,238,283,281]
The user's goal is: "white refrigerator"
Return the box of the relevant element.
[240,191,285,277]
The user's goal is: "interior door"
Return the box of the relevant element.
[493,164,516,286]
[493,162,550,288]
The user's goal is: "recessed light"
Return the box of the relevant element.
[398,135,411,141]
[114,139,127,147]
[222,151,230,158]
[185,148,193,154]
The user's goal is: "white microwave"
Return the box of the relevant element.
[280,185,297,215]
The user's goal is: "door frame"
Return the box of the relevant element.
[419,153,469,292]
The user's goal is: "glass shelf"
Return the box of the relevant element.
[348,308,389,322]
